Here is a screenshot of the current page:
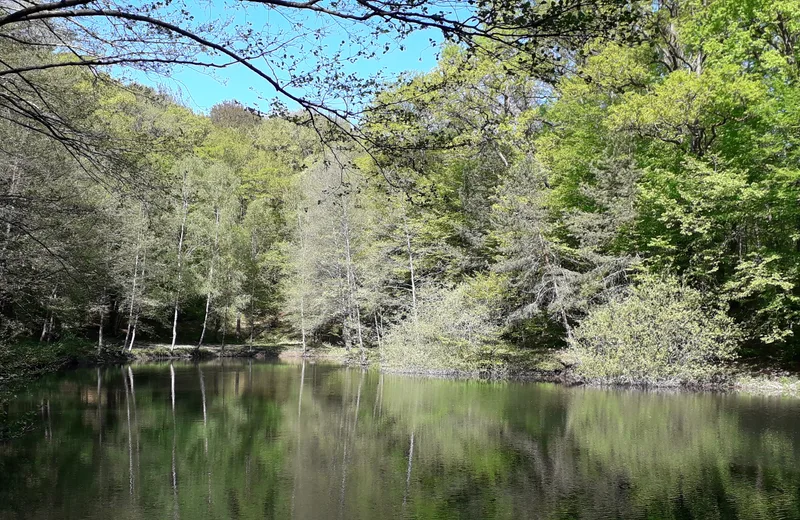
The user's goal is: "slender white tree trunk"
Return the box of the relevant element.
[300,296,307,354]
[404,217,418,325]
[40,287,56,342]
[354,305,365,363]
[3,163,18,243]
[98,287,105,352]
[171,174,189,352]
[47,315,54,342]
[373,313,383,356]
[129,245,146,352]
[248,295,254,347]
[198,284,213,348]
[341,202,364,361]
[124,220,142,351]
[222,299,230,351]
[198,208,220,348]
[297,210,308,354]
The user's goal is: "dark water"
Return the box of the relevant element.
[1,361,800,520]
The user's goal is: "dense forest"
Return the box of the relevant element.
[3,0,800,385]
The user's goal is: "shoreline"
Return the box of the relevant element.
[276,347,800,399]
[3,342,800,402]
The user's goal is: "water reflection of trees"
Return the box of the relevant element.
[1,362,799,519]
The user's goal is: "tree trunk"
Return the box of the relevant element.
[98,288,106,352]
[248,303,254,348]
[354,305,365,364]
[404,217,419,325]
[300,294,307,354]
[40,317,48,343]
[373,313,381,350]
[40,287,56,343]
[221,302,229,352]
[341,201,362,359]
[129,315,138,351]
[46,315,54,343]
[171,175,189,352]
[297,209,308,354]
[129,245,147,352]
[170,296,181,351]
[198,289,212,349]
[247,227,258,348]
[124,217,143,352]
[198,208,220,348]
[2,162,19,243]
[342,316,352,351]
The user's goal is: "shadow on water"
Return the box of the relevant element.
[1,359,800,519]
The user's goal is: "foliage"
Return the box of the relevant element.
[6,0,800,382]
[569,277,740,385]
[381,275,505,372]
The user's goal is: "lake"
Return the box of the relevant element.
[1,360,799,519]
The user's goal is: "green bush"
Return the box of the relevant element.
[381,275,505,373]
[569,277,740,386]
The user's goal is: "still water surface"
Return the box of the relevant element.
[1,361,800,519]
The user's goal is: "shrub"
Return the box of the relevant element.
[381,275,505,373]
[569,276,740,386]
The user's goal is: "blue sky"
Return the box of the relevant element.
[117,2,447,114]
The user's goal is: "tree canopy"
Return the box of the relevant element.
[3,0,800,381]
